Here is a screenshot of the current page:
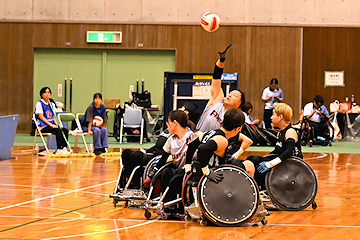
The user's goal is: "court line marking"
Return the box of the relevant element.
[303,153,327,160]
[0,183,109,196]
[0,200,110,233]
[267,223,360,228]
[43,219,158,240]
[0,180,116,211]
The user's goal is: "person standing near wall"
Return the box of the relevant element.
[262,78,283,129]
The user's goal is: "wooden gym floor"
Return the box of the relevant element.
[0,146,359,239]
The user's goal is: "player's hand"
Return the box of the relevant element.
[50,124,58,128]
[226,155,237,164]
[88,130,93,135]
[257,162,271,173]
[218,43,232,59]
[206,169,224,183]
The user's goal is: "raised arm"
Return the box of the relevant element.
[206,44,232,107]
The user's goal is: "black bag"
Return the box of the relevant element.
[132,79,152,108]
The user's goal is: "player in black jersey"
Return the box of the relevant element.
[246,103,302,188]
[186,108,255,183]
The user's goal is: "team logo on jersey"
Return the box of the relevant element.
[45,110,53,118]
[210,110,222,123]
[276,141,282,148]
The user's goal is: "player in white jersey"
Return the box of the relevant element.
[196,44,245,132]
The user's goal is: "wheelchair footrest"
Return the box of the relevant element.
[109,189,147,201]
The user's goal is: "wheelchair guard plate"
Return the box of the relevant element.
[198,165,259,226]
[265,157,317,210]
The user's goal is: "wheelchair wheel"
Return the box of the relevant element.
[197,165,260,226]
[265,156,317,210]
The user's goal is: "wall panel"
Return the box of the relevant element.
[1,22,302,132]
[302,27,355,108]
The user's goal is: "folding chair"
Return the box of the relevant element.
[119,108,144,144]
[58,113,90,153]
[32,113,52,154]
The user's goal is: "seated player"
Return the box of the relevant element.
[246,103,303,188]
[81,93,108,155]
[186,108,255,183]
[119,102,200,190]
[303,95,330,141]
[145,110,201,214]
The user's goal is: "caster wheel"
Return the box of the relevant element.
[199,217,207,226]
[261,218,268,225]
[312,201,317,210]
[124,201,128,208]
[160,211,168,220]
[113,199,118,207]
[184,213,192,221]
[144,210,151,219]
[329,143,332,147]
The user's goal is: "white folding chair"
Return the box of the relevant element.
[65,113,90,153]
[32,113,52,154]
[119,108,144,144]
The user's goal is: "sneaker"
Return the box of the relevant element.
[61,147,71,154]
[94,148,102,155]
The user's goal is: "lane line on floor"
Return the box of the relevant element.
[43,219,158,240]
[0,180,116,211]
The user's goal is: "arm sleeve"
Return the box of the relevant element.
[185,137,201,164]
[155,152,171,169]
[322,106,329,116]
[85,105,94,122]
[278,138,296,161]
[303,103,312,117]
[279,89,284,99]
[162,136,172,153]
[103,106,108,124]
[35,102,43,114]
[197,139,218,168]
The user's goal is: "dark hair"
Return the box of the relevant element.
[314,95,324,104]
[40,87,51,98]
[93,93,102,100]
[235,89,246,108]
[270,78,279,85]
[241,102,253,114]
[168,110,197,132]
[183,102,201,124]
[221,108,245,131]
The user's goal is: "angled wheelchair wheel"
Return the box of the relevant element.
[197,165,260,226]
[265,156,317,210]
[143,156,161,181]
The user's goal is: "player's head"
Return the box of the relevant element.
[271,103,293,126]
[93,93,102,105]
[241,102,253,115]
[179,102,201,124]
[313,95,324,109]
[270,78,279,90]
[221,108,245,132]
[224,89,245,109]
[40,87,51,99]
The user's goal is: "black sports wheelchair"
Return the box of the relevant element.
[110,152,318,226]
[297,115,334,147]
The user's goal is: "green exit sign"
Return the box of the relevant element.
[86,31,122,43]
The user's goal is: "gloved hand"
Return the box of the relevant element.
[206,169,224,183]
[257,162,271,173]
[226,155,237,164]
[218,43,232,59]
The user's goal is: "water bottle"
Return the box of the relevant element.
[89,143,94,153]
[34,143,39,155]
